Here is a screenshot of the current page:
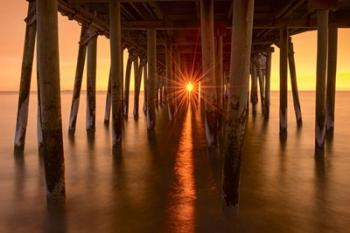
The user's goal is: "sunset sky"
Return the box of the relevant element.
[0,1,349,91]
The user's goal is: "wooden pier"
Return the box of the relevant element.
[14,0,349,205]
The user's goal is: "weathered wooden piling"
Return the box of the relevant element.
[215,26,224,109]
[14,1,36,154]
[264,49,272,119]
[288,39,303,127]
[36,0,65,197]
[68,26,87,133]
[222,0,254,206]
[146,29,157,130]
[37,70,44,155]
[86,34,97,133]
[200,0,217,147]
[143,60,148,114]
[315,9,329,151]
[155,69,159,109]
[104,72,112,125]
[279,27,289,135]
[166,44,174,120]
[109,0,123,152]
[326,26,338,136]
[123,50,133,118]
[250,63,258,115]
[133,56,145,119]
[257,61,265,115]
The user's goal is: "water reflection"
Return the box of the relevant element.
[1,92,350,233]
[167,106,195,233]
[45,198,66,233]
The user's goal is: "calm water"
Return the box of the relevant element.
[0,91,350,233]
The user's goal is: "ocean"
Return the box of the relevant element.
[0,91,349,233]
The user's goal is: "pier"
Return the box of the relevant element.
[13,0,349,207]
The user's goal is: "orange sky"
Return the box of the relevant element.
[0,1,349,91]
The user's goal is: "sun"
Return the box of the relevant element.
[185,82,194,93]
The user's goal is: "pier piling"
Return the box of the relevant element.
[222,0,254,206]
[315,9,329,151]
[326,26,338,136]
[86,34,97,133]
[123,50,133,118]
[14,1,36,154]
[36,0,65,198]
[200,0,217,147]
[146,29,157,130]
[68,26,87,133]
[288,39,303,127]
[109,0,123,152]
[279,27,289,135]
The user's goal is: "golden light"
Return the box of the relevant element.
[185,82,194,93]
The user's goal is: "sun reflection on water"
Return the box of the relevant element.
[168,107,196,233]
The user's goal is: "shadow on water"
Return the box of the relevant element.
[45,198,66,233]
[313,154,328,233]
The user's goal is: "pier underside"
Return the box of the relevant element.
[13,0,350,208]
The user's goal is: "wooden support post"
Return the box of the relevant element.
[155,69,159,110]
[143,61,148,114]
[223,0,254,206]
[160,69,165,107]
[315,9,329,151]
[68,26,87,133]
[257,64,265,115]
[174,51,181,113]
[159,75,163,107]
[37,69,44,155]
[36,0,65,197]
[123,50,133,118]
[264,50,272,119]
[200,0,217,147]
[109,0,123,152]
[215,27,224,109]
[133,56,145,119]
[250,63,258,115]
[280,27,288,135]
[167,44,174,120]
[14,1,36,154]
[164,45,169,105]
[86,34,97,133]
[288,39,303,127]
[147,29,156,130]
[104,71,112,125]
[326,26,338,136]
